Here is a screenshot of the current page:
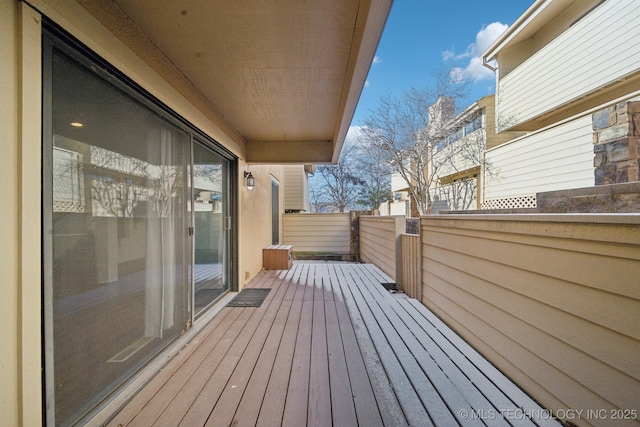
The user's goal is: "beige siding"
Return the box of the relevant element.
[497,1,640,129]
[360,216,404,283]
[485,105,524,149]
[283,165,308,212]
[485,115,594,201]
[420,214,640,426]
[282,213,350,254]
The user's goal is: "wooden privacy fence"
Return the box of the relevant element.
[420,213,640,426]
[282,213,350,256]
[359,216,404,286]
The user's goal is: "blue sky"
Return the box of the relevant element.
[349,0,533,127]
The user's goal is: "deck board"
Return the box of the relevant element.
[108,262,558,427]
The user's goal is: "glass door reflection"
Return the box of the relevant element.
[192,142,229,315]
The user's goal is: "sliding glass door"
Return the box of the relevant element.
[192,142,231,315]
[43,26,236,426]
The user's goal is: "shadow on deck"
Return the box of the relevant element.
[108,262,558,426]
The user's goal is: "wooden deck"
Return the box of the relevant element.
[108,262,558,427]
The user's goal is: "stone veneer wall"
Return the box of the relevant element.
[593,101,640,185]
[536,181,640,213]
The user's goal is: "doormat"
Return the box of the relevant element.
[226,288,271,308]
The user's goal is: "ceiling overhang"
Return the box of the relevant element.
[81,0,392,164]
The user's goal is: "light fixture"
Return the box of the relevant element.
[244,171,255,190]
[70,122,84,128]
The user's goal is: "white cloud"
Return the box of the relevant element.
[464,56,496,82]
[473,22,508,56]
[443,22,508,82]
[364,79,370,88]
[373,55,382,64]
[442,50,456,61]
[345,126,369,148]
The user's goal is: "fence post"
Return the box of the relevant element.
[350,210,371,262]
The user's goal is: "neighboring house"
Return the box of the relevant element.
[380,162,413,216]
[429,94,524,212]
[1,0,390,425]
[482,0,640,209]
[284,165,315,213]
[383,94,523,215]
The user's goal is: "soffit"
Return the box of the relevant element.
[106,0,391,163]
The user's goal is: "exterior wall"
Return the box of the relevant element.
[389,200,409,216]
[2,3,44,425]
[391,172,409,192]
[484,99,526,149]
[433,128,485,179]
[420,214,640,427]
[241,165,286,285]
[282,213,350,254]
[496,1,640,131]
[359,216,404,284]
[283,165,309,212]
[484,114,594,203]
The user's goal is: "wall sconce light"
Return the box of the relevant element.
[244,171,255,190]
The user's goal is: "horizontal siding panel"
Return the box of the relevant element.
[282,213,350,253]
[498,1,640,127]
[424,227,639,299]
[485,116,593,200]
[423,273,632,422]
[422,232,639,338]
[423,265,638,411]
[360,216,403,281]
[424,246,639,378]
[419,215,640,425]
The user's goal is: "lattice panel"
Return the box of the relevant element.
[53,200,85,213]
[482,195,537,210]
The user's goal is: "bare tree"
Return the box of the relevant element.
[310,127,393,212]
[351,129,392,210]
[314,142,365,212]
[361,70,480,214]
[430,115,490,211]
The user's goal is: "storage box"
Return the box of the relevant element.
[263,245,293,270]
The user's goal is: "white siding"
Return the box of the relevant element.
[391,172,409,192]
[497,1,640,128]
[433,129,484,179]
[282,213,350,253]
[389,201,408,216]
[485,115,594,201]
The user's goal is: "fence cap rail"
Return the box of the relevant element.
[421,213,640,225]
